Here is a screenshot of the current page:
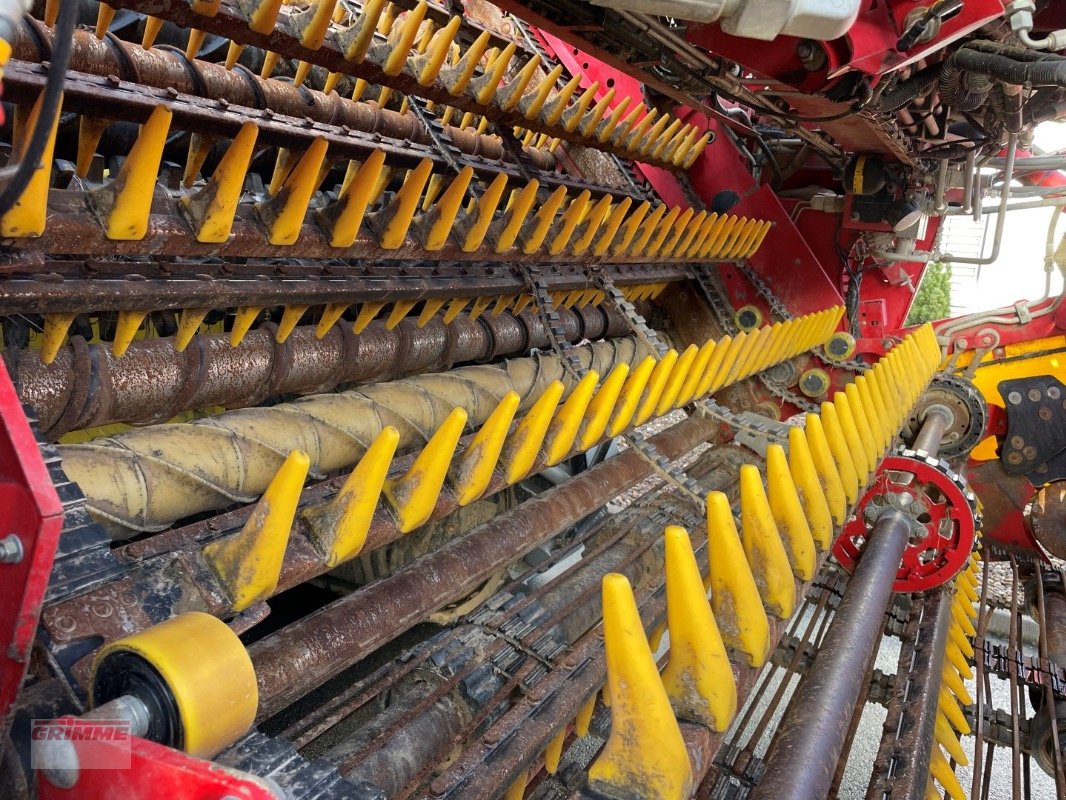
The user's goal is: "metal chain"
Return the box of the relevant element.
[407,95,484,198]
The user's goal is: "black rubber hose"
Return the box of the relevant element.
[946,47,1066,89]
[879,64,941,113]
[0,0,76,216]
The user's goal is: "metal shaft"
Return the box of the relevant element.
[752,410,949,800]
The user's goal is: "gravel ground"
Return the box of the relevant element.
[977,557,1066,607]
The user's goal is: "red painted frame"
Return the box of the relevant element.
[0,358,63,742]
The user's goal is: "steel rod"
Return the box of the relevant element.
[752,409,950,800]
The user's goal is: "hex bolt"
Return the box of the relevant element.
[0,533,23,564]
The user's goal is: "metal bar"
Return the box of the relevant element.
[913,406,952,454]
[865,588,953,800]
[750,510,913,800]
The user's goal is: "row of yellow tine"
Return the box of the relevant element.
[563,324,944,800]
[85,0,710,169]
[199,309,844,613]
[33,281,669,365]
[0,96,764,274]
[928,548,981,800]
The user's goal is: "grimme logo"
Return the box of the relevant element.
[30,719,132,771]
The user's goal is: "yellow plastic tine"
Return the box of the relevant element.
[935,713,969,766]
[502,380,565,483]
[706,491,771,667]
[598,96,632,143]
[605,199,648,257]
[683,131,713,168]
[593,196,632,256]
[442,30,491,95]
[685,212,717,258]
[634,349,678,425]
[661,525,737,731]
[702,215,738,258]
[949,624,975,659]
[819,401,859,506]
[612,101,645,144]
[691,334,727,398]
[503,770,528,800]
[542,74,582,126]
[302,427,398,566]
[110,310,146,358]
[571,194,613,255]
[544,729,566,774]
[414,15,460,86]
[575,695,596,737]
[315,302,348,338]
[739,465,795,619]
[727,326,765,382]
[170,308,209,353]
[499,55,541,112]
[669,126,699,167]
[466,295,490,322]
[495,179,539,253]
[229,306,263,347]
[383,299,417,330]
[561,81,600,133]
[181,122,258,244]
[945,639,973,679]
[833,392,870,486]
[845,383,880,469]
[259,138,328,245]
[519,64,564,121]
[658,207,694,259]
[863,370,894,448]
[547,190,591,255]
[587,573,694,800]
[644,206,682,258]
[1,91,63,238]
[321,151,386,248]
[765,444,817,580]
[786,427,834,550]
[349,301,384,334]
[344,0,386,61]
[423,165,473,250]
[373,159,432,249]
[655,343,698,415]
[941,663,973,706]
[39,313,76,365]
[460,172,507,252]
[939,685,971,734]
[380,1,427,75]
[930,745,968,800]
[805,413,848,525]
[468,42,516,104]
[76,115,110,180]
[92,106,171,240]
[580,88,616,137]
[625,108,660,151]
[434,297,466,325]
[416,297,447,327]
[854,375,889,455]
[648,118,683,159]
[95,3,115,37]
[629,204,668,257]
[544,371,600,465]
[385,407,467,533]
[709,331,747,393]
[671,210,707,260]
[491,295,515,317]
[296,0,338,50]
[676,339,715,407]
[453,391,521,506]
[951,598,977,639]
[520,185,568,254]
[203,449,310,611]
[579,364,630,450]
[275,305,309,343]
[607,356,655,437]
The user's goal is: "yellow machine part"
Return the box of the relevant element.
[951,335,1065,460]
[91,611,258,758]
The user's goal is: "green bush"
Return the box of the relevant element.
[906,261,952,325]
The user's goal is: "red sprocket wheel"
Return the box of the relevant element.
[832,452,978,592]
